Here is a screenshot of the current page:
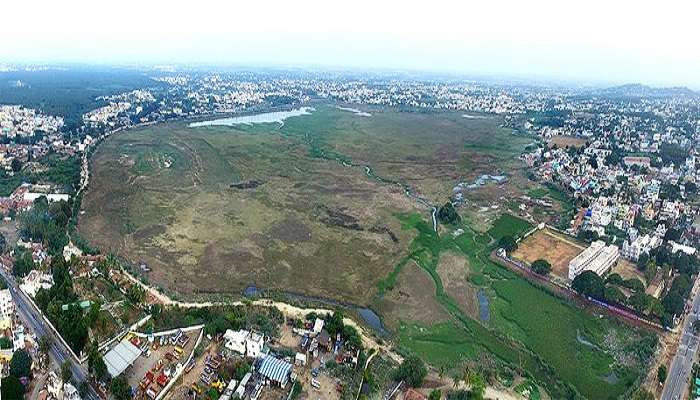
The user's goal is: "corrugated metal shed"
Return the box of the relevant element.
[258,355,292,385]
[103,340,141,377]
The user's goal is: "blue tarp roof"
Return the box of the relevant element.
[258,355,292,384]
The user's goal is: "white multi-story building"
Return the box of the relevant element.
[246,331,264,358]
[588,199,613,227]
[669,241,697,256]
[621,234,662,261]
[568,240,619,280]
[223,329,264,358]
[0,288,14,320]
[223,329,249,354]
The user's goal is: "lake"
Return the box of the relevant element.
[189,107,315,127]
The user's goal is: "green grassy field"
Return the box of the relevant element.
[387,213,655,399]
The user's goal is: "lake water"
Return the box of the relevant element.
[336,106,372,117]
[462,114,489,119]
[189,107,315,127]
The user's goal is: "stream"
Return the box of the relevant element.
[244,286,389,337]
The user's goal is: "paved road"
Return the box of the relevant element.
[0,267,101,400]
[662,285,700,400]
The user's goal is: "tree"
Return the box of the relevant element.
[38,336,51,355]
[126,284,145,305]
[657,365,667,383]
[110,375,132,400]
[605,273,624,286]
[0,337,12,349]
[429,389,442,400]
[1,376,25,399]
[61,360,73,383]
[87,340,108,381]
[571,271,605,300]
[603,286,626,305]
[631,388,654,400]
[0,232,6,253]
[11,158,22,173]
[437,202,461,225]
[393,355,427,388]
[628,292,651,314]
[12,249,35,278]
[662,291,685,317]
[9,348,32,379]
[664,228,682,242]
[637,253,650,271]
[498,235,517,253]
[531,259,551,275]
[577,229,599,243]
[621,278,645,293]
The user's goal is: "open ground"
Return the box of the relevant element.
[512,228,585,279]
[548,135,589,148]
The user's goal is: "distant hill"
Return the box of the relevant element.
[593,83,698,99]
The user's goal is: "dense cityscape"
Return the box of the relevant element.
[0,64,699,400]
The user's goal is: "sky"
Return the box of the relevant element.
[2,0,699,87]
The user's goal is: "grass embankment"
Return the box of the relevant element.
[383,213,654,399]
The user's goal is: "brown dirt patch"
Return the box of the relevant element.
[511,228,584,279]
[548,135,588,148]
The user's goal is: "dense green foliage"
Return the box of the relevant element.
[0,68,159,129]
[497,235,517,253]
[150,304,284,339]
[61,360,73,383]
[34,257,91,353]
[322,311,363,351]
[9,348,32,379]
[657,365,667,383]
[19,197,72,255]
[437,202,461,225]
[0,336,12,349]
[393,355,427,387]
[571,271,605,300]
[12,248,35,278]
[87,340,108,380]
[110,375,132,400]
[1,376,24,399]
[531,259,551,275]
[0,155,80,197]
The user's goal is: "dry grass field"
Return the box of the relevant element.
[78,105,527,304]
[548,135,589,148]
[511,228,585,279]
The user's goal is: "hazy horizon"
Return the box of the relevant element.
[3,0,700,89]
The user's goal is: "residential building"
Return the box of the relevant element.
[621,234,662,261]
[0,288,14,320]
[568,240,619,280]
